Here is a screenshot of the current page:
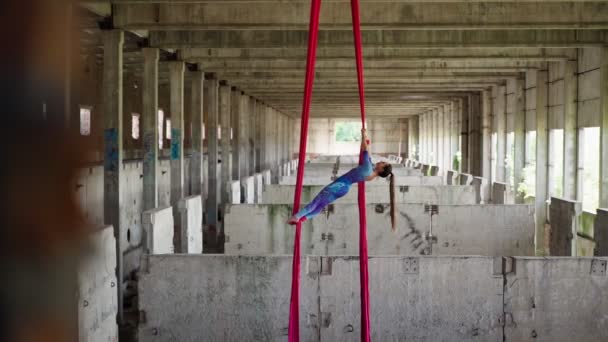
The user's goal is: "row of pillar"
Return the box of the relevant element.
[100,29,295,323]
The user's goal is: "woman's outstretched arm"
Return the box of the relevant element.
[360,128,369,151]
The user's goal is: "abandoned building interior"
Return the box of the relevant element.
[4,0,608,341]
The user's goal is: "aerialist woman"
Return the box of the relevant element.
[288,128,396,230]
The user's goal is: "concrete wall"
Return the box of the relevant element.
[178,195,203,254]
[224,203,535,256]
[78,226,118,342]
[261,184,477,205]
[138,255,608,342]
[142,206,174,254]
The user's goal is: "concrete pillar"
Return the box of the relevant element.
[563,60,579,200]
[233,94,252,180]
[461,97,470,173]
[451,101,459,169]
[443,105,451,170]
[168,61,185,251]
[432,109,438,165]
[536,69,550,252]
[219,83,232,205]
[408,116,419,160]
[249,98,257,174]
[230,89,243,180]
[513,77,526,203]
[205,76,219,228]
[495,85,507,182]
[469,94,482,176]
[255,101,263,173]
[602,47,608,208]
[142,48,159,211]
[419,115,425,162]
[102,29,124,323]
[190,69,204,197]
[437,107,444,171]
[482,90,492,180]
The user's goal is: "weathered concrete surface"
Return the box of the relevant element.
[596,208,608,256]
[261,184,476,205]
[138,255,608,342]
[254,173,264,203]
[229,181,241,204]
[505,257,608,342]
[549,197,581,256]
[78,226,118,342]
[241,176,255,204]
[446,170,456,185]
[280,175,443,186]
[178,195,203,254]
[224,203,535,256]
[472,176,490,204]
[458,173,473,185]
[138,255,319,341]
[142,206,174,254]
[492,181,515,204]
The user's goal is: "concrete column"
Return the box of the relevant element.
[513,77,526,203]
[432,109,438,165]
[495,85,507,182]
[101,29,124,323]
[168,61,185,251]
[219,83,232,205]
[469,94,482,176]
[408,116,419,160]
[443,104,451,170]
[419,115,425,162]
[142,48,159,211]
[205,76,219,229]
[451,101,459,169]
[563,60,579,200]
[249,98,257,174]
[461,97,470,173]
[482,90,493,180]
[230,89,242,180]
[255,101,263,173]
[240,95,251,177]
[437,107,444,171]
[190,69,204,197]
[536,69,550,252]
[601,47,608,208]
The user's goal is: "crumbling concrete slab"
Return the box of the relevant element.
[254,173,264,203]
[178,195,203,254]
[78,226,118,342]
[224,203,535,256]
[549,197,581,256]
[229,181,241,204]
[596,208,608,256]
[241,176,255,204]
[142,206,174,254]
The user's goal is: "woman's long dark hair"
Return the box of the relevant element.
[379,164,396,231]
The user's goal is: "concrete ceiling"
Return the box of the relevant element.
[79,0,608,118]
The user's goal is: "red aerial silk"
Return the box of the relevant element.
[289,0,371,341]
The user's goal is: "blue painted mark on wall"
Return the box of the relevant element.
[104,128,119,172]
[171,128,181,160]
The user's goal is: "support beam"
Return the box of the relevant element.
[256,101,264,172]
[230,88,243,181]
[408,116,419,160]
[142,48,159,211]
[469,93,482,176]
[460,97,470,173]
[240,94,251,178]
[451,101,460,170]
[482,90,492,180]
[495,85,507,182]
[563,59,579,200]
[437,107,445,172]
[205,76,219,229]
[115,3,608,30]
[190,68,204,196]
[169,61,185,251]
[102,29,124,323]
[536,69,550,254]
[513,77,526,203]
[249,98,257,175]
[601,47,608,208]
[219,83,232,205]
[443,104,451,171]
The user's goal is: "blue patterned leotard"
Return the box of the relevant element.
[294,151,373,221]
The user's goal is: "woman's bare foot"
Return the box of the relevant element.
[287,216,299,225]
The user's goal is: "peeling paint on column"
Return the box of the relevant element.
[104,128,119,172]
[171,128,181,160]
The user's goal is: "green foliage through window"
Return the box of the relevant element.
[335,121,362,142]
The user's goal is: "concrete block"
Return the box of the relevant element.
[241,176,255,204]
[458,173,473,185]
[254,173,264,203]
[446,170,456,185]
[596,208,608,256]
[78,226,118,342]
[224,203,535,256]
[262,169,272,185]
[421,164,430,175]
[492,182,514,204]
[138,255,319,341]
[430,165,439,176]
[178,196,203,254]
[472,177,490,204]
[505,257,608,341]
[229,181,241,204]
[142,206,175,254]
[549,197,582,256]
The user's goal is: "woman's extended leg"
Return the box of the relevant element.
[288,182,349,224]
